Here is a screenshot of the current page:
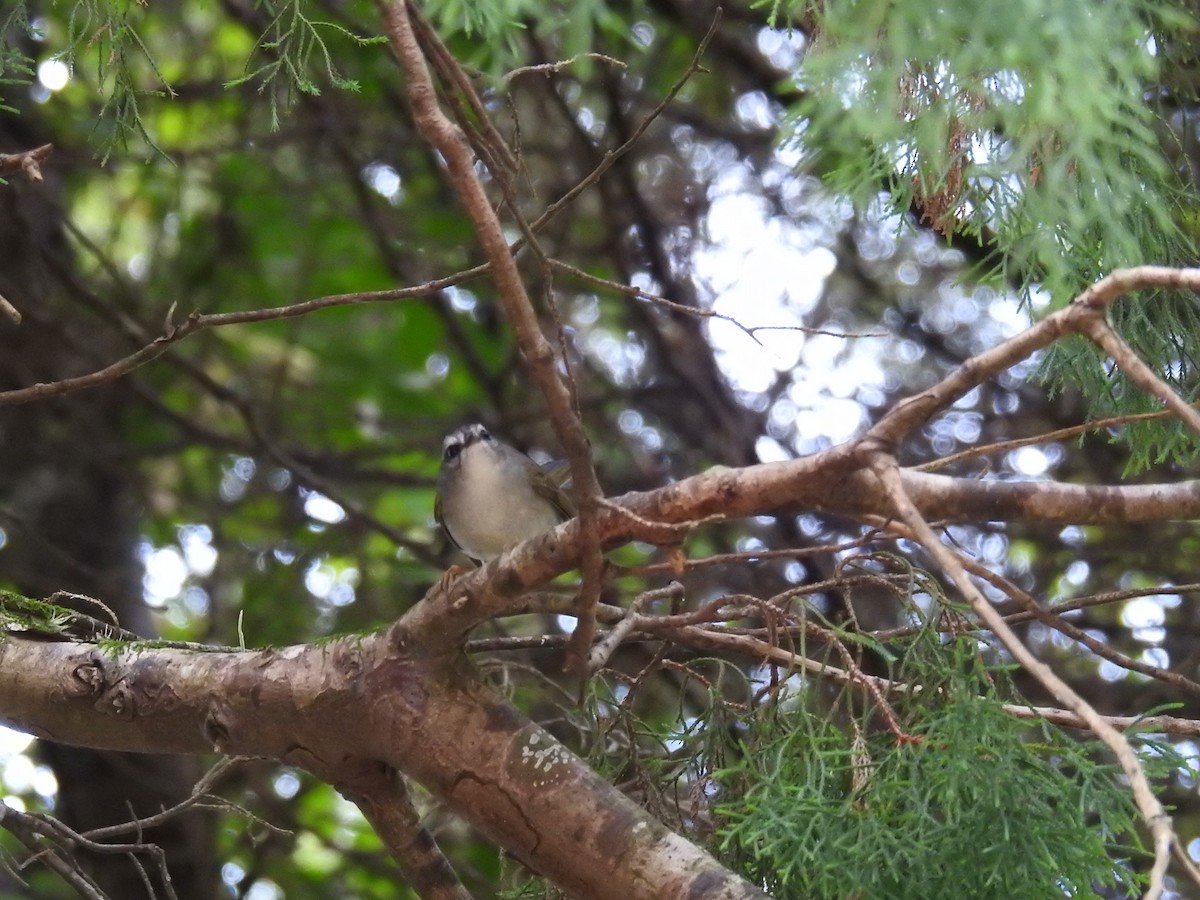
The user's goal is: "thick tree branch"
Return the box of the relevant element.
[0,633,765,900]
[406,450,1200,642]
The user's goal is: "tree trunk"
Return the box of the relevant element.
[0,105,219,900]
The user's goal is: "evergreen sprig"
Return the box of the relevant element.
[715,633,1162,899]
[0,3,37,114]
[226,0,386,131]
[787,0,1200,467]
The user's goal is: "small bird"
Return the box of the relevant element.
[435,423,575,563]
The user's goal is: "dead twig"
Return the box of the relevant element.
[0,143,52,182]
[587,582,685,673]
[0,275,470,408]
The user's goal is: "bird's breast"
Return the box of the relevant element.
[444,452,562,560]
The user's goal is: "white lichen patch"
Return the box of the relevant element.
[518,729,572,784]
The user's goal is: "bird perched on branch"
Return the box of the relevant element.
[435,423,575,563]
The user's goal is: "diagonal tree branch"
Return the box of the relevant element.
[0,630,768,900]
[377,0,608,675]
[867,266,1200,447]
[864,451,1183,900]
[307,758,470,900]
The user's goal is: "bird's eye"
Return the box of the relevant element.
[444,442,463,462]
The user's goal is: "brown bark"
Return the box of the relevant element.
[0,629,767,900]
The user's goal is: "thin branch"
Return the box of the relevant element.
[12,800,178,900]
[0,801,109,900]
[379,0,607,671]
[915,406,1188,473]
[524,11,723,239]
[0,277,470,407]
[871,519,1200,697]
[79,757,247,842]
[1074,314,1200,436]
[865,452,1178,900]
[964,554,1200,697]
[588,582,684,673]
[1003,582,1200,628]
[613,532,888,576]
[504,53,627,82]
[606,613,1200,736]
[550,256,885,344]
[0,143,52,182]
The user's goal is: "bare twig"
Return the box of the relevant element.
[869,520,1200,697]
[504,54,627,81]
[9,796,181,900]
[587,582,685,673]
[80,757,249,842]
[0,800,108,900]
[915,406,1190,473]
[965,554,1200,697]
[624,615,1200,736]
[0,291,20,323]
[0,143,52,182]
[597,496,725,540]
[525,12,723,240]
[614,532,887,576]
[1003,582,1200,628]
[1075,314,1200,436]
[0,277,466,407]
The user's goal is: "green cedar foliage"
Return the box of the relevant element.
[715,632,1164,899]
[782,0,1200,468]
